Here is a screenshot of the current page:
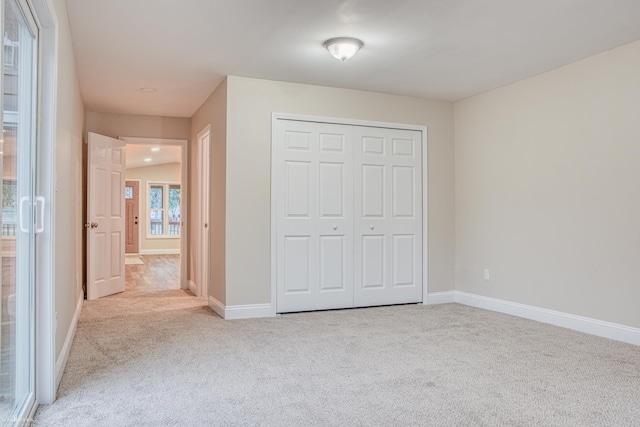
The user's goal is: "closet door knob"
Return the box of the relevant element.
[332,225,338,230]
[369,225,375,230]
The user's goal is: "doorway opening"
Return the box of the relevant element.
[121,138,187,296]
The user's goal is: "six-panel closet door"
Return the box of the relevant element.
[275,119,423,313]
[353,126,422,307]
[276,120,355,312]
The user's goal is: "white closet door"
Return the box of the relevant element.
[354,126,423,307]
[276,120,354,312]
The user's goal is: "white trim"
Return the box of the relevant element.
[196,125,211,298]
[188,280,197,295]
[271,113,429,132]
[55,295,82,390]
[208,296,225,319]
[208,296,274,320]
[421,125,429,305]
[270,113,428,315]
[454,292,640,346]
[269,119,278,316]
[424,291,456,305]
[29,0,58,406]
[426,291,640,346]
[225,304,274,320]
[139,248,180,255]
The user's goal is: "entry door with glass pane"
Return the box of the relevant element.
[1,0,38,420]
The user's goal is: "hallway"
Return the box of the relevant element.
[122,255,182,296]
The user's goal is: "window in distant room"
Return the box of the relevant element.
[148,183,180,237]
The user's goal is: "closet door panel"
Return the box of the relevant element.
[354,126,423,307]
[276,120,354,312]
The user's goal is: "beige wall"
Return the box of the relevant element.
[454,40,640,328]
[85,111,191,140]
[126,162,182,252]
[190,79,227,303]
[225,76,455,306]
[52,0,85,360]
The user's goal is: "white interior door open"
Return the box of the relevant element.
[87,132,126,299]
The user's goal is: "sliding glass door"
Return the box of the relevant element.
[1,0,37,422]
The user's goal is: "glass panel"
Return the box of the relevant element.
[2,0,36,420]
[2,180,17,236]
[168,185,180,236]
[150,209,163,235]
[149,185,163,209]
[124,186,133,199]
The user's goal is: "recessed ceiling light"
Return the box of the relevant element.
[323,37,364,61]
[151,147,160,152]
[140,87,157,93]
[144,158,152,162]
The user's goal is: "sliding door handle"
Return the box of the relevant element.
[35,196,45,234]
[18,196,29,233]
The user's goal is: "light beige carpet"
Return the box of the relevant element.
[34,294,640,426]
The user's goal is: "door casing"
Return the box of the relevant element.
[196,125,211,298]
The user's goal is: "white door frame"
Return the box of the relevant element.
[22,0,58,408]
[196,125,211,297]
[119,137,189,290]
[270,113,429,316]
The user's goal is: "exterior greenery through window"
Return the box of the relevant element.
[2,179,17,236]
[149,183,180,237]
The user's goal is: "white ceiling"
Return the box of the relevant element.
[66,0,640,118]
[126,144,181,169]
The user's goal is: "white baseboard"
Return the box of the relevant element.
[188,280,197,295]
[55,294,83,390]
[139,249,180,255]
[451,291,640,346]
[226,303,274,320]
[208,296,274,320]
[424,291,456,305]
[208,296,226,318]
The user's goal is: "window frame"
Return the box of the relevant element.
[146,181,181,239]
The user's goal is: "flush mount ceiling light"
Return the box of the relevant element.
[323,37,364,61]
[151,147,160,152]
[144,158,152,162]
[140,87,157,93]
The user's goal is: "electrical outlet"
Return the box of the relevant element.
[483,269,491,281]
